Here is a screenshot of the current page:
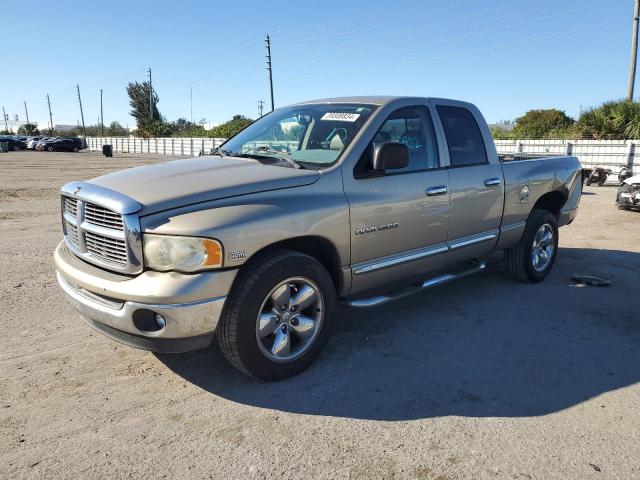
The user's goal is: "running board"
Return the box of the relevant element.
[342,260,486,308]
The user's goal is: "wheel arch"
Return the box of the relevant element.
[532,188,568,218]
[238,236,345,295]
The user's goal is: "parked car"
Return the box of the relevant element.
[39,137,83,152]
[0,136,27,151]
[616,173,640,210]
[26,136,44,150]
[35,137,58,151]
[54,96,582,380]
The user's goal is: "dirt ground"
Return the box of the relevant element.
[1,150,639,480]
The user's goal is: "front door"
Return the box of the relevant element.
[344,106,451,294]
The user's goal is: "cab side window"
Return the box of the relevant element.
[357,106,439,175]
[436,106,488,167]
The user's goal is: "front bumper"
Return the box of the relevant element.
[54,241,236,353]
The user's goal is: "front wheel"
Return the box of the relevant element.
[47,146,54,152]
[217,250,336,381]
[505,209,559,283]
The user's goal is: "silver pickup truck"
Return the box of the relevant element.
[55,96,582,380]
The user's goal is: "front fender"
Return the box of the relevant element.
[140,168,350,271]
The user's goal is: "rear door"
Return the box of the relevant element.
[432,101,504,258]
[344,105,451,294]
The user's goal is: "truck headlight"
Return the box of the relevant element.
[143,234,223,272]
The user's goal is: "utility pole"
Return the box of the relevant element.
[258,100,265,117]
[190,86,193,123]
[46,94,54,135]
[76,84,87,139]
[24,101,29,126]
[265,34,274,111]
[147,67,153,121]
[629,0,640,101]
[100,89,104,136]
[2,107,8,132]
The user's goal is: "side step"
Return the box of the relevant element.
[342,260,486,308]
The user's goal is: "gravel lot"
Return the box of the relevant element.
[1,150,639,479]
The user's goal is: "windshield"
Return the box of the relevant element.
[220,103,377,168]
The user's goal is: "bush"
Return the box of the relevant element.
[575,100,640,139]
[512,109,574,139]
[208,115,253,138]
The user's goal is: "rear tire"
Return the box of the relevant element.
[505,209,559,283]
[72,146,79,152]
[217,250,336,381]
[47,146,54,152]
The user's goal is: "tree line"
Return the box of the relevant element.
[491,100,640,140]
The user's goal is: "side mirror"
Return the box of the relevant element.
[372,142,410,171]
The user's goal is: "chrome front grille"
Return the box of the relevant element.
[85,231,128,265]
[84,203,124,230]
[65,220,79,248]
[60,182,142,274]
[64,197,78,216]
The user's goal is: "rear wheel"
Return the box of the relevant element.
[47,146,54,152]
[217,250,336,381]
[72,146,79,152]
[505,209,559,283]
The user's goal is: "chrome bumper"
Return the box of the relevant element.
[57,271,226,353]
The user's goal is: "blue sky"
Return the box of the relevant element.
[0,0,632,129]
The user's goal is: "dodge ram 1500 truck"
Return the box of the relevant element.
[55,96,582,380]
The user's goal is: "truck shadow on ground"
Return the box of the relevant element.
[157,247,640,421]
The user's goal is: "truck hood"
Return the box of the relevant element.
[89,156,321,216]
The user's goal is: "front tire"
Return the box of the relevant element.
[505,209,559,283]
[217,250,336,381]
[47,146,54,152]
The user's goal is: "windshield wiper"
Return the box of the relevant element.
[210,146,230,157]
[239,146,305,169]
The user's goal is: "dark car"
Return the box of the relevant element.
[0,136,27,151]
[40,137,84,152]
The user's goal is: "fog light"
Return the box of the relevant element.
[154,314,166,330]
[132,309,166,334]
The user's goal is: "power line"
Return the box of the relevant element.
[278,0,617,70]
[304,18,626,78]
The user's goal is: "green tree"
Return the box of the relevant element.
[17,123,39,135]
[490,120,515,139]
[512,109,574,139]
[575,100,640,139]
[209,115,253,138]
[126,81,162,136]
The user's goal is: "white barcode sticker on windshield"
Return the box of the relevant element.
[321,112,360,122]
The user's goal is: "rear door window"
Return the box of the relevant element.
[436,106,488,167]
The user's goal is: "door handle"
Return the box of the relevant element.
[484,177,502,187]
[426,185,448,196]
